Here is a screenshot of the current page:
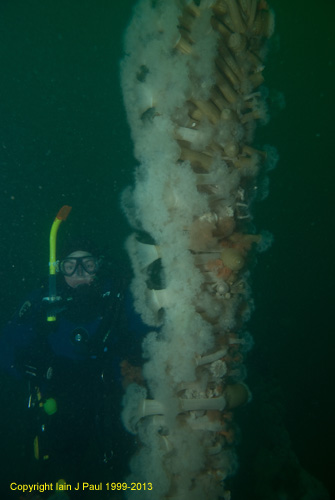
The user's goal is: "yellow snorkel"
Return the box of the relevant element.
[47,205,72,321]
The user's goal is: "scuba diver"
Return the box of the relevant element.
[0,207,144,496]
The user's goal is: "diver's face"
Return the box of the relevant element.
[63,250,96,288]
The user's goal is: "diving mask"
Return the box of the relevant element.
[59,256,100,277]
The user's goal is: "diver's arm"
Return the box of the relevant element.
[0,289,44,378]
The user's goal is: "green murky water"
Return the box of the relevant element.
[0,1,333,498]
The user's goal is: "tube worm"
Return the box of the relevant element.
[121,1,275,498]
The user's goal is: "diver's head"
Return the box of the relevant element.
[60,250,100,288]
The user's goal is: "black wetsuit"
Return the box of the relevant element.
[0,276,145,492]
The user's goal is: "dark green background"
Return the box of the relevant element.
[248,1,334,497]
[0,0,334,498]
